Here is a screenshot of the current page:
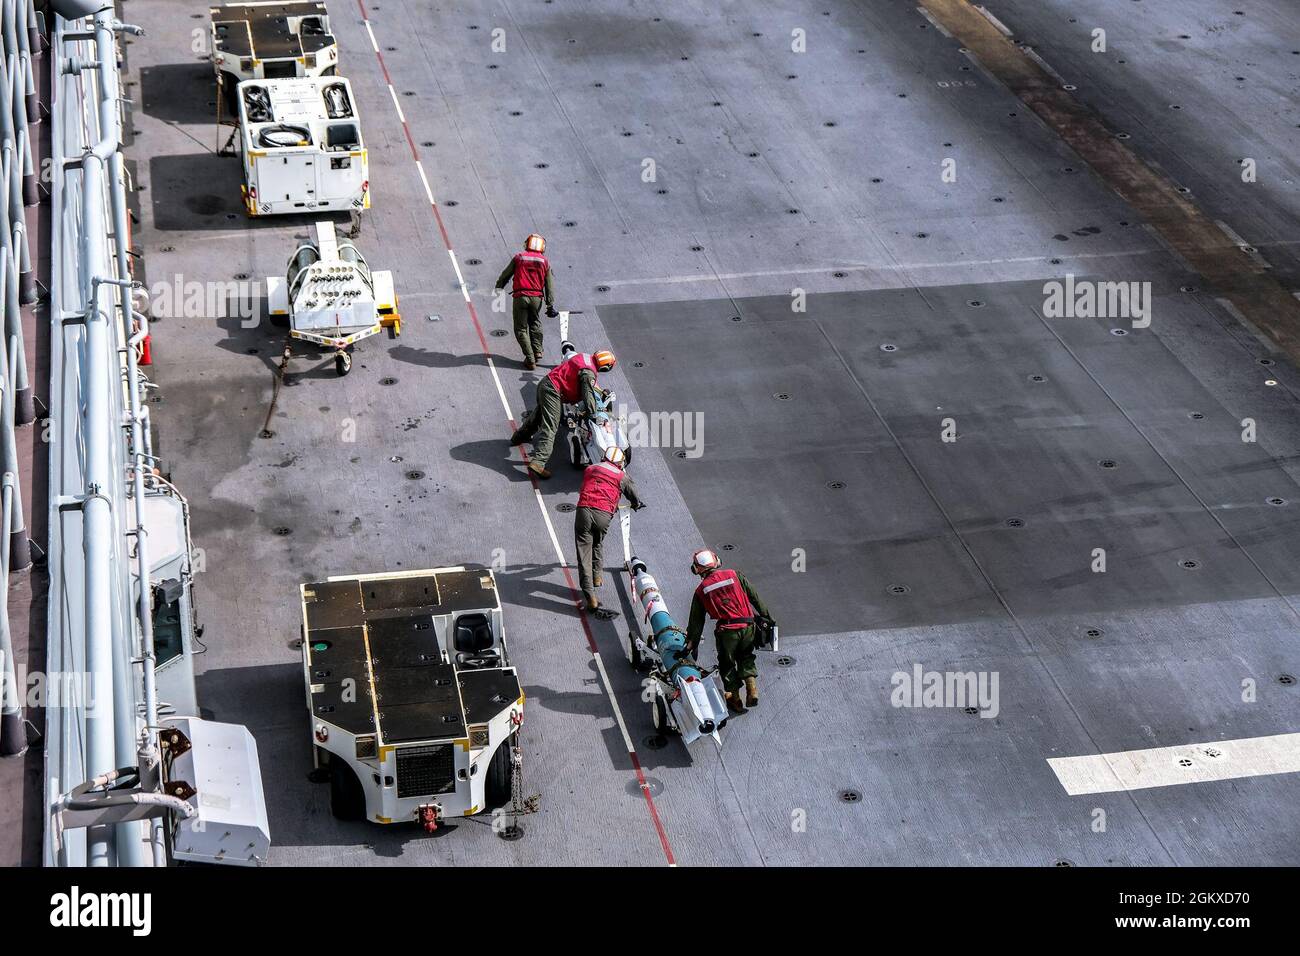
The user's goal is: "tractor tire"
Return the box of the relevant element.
[329,758,365,821]
[484,741,513,810]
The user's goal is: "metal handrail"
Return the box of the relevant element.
[42,2,164,867]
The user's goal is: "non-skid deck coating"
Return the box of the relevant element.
[121,0,1300,865]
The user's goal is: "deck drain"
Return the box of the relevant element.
[490,329,508,337]
[1116,131,1131,140]
[1188,412,1204,420]
[674,450,687,459]
[775,392,791,400]
[839,789,861,803]
[1267,497,1287,506]
[642,734,668,750]
[497,824,525,842]
[915,232,928,239]
[776,655,796,667]
[235,272,250,280]
[564,220,576,227]
[1029,374,1047,382]
[1279,674,1296,685]
[827,480,845,490]
[1180,559,1199,570]
[967,299,984,308]
[421,141,434,147]
[870,177,882,184]
[1085,627,1103,638]
[1098,459,1117,469]
[259,429,274,440]
[596,285,610,292]
[833,271,846,278]
[731,315,742,322]
[1110,328,1128,336]
[887,584,910,595]
[444,200,458,206]
[390,455,403,463]
[465,258,481,266]
[534,163,548,169]
[720,544,736,551]
[160,245,174,253]
[556,503,575,513]
[405,470,424,481]
[246,347,259,355]
[1258,358,1275,366]
[1053,858,1074,868]
[509,111,522,117]
[962,706,979,716]
[1005,517,1025,528]
[274,527,292,536]
[626,776,664,797]
[690,245,704,252]
[632,361,644,368]
[380,377,398,386]
[880,343,897,352]
[1180,284,1197,293]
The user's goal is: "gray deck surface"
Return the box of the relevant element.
[122,0,1300,865]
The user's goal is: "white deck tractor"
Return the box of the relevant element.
[266,220,399,375]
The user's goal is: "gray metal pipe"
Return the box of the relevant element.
[0,472,25,756]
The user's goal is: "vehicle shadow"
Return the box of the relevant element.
[139,61,215,126]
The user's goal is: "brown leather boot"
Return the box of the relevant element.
[726,692,745,715]
[528,460,552,479]
[745,677,758,708]
[584,592,599,611]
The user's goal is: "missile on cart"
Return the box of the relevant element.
[626,555,730,745]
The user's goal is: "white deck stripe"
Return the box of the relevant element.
[593,650,636,753]
[447,248,466,287]
[364,20,379,52]
[1048,732,1300,795]
[386,84,405,123]
[484,357,514,421]
[414,160,436,205]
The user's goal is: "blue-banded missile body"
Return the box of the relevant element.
[627,555,730,745]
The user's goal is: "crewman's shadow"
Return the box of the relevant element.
[388,344,487,369]
[449,439,532,482]
[495,562,582,615]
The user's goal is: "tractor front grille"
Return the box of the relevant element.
[395,744,456,798]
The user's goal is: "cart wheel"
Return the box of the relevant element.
[623,446,633,467]
[651,694,670,735]
[484,742,513,811]
[569,433,582,469]
[628,631,644,671]
[329,758,365,821]
[334,351,352,376]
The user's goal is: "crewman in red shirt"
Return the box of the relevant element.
[510,348,616,479]
[574,446,645,611]
[495,233,557,369]
[685,549,775,713]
